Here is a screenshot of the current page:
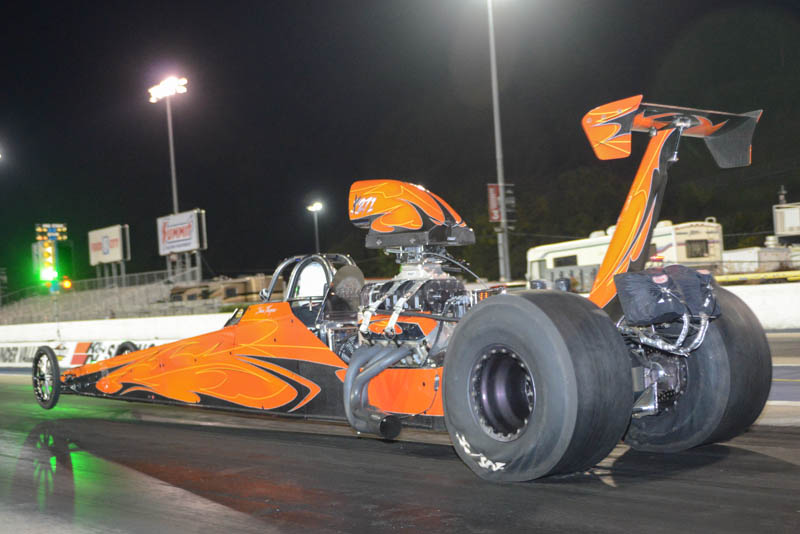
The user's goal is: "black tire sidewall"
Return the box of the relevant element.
[624,319,731,452]
[704,287,772,444]
[625,286,773,452]
[114,341,138,356]
[444,294,580,482]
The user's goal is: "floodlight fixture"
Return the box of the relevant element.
[306,201,323,252]
[148,76,188,103]
[148,75,188,214]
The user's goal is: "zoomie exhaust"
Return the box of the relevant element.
[343,344,411,439]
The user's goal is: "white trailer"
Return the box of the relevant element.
[526,218,723,292]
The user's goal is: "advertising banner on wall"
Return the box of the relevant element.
[157,209,208,256]
[0,340,168,368]
[88,224,130,266]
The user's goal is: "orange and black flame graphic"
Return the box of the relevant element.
[348,179,467,234]
[582,96,759,308]
[588,128,680,308]
[61,302,444,418]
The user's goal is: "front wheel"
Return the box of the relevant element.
[114,341,139,356]
[32,346,61,410]
[443,291,633,482]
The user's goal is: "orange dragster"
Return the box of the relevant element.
[33,98,770,483]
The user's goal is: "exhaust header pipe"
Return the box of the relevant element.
[343,345,412,439]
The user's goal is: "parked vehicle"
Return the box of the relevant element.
[526,218,723,292]
[32,96,771,482]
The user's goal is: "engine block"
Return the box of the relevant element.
[360,277,468,316]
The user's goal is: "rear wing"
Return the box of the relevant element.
[582,96,762,310]
[582,95,762,168]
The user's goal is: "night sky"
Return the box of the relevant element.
[2,0,799,293]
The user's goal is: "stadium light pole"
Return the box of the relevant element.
[148,76,188,215]
[487,0,511,282]
[307,201,323,253]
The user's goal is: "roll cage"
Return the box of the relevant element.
[261,253,357,304]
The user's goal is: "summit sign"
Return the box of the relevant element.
[157,209,208,256]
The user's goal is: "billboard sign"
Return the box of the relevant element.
[487,183,515,223]
[487,184,501,223]
[88,224,130,266]
[157,209,207,256]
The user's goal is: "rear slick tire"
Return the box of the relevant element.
[624,286,772,452]
[443,291,632,482]
[704,287,772,444]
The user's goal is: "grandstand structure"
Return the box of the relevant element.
[0,270,276,326]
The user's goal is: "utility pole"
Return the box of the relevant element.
[487,0,511,282]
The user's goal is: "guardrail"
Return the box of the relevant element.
[714,270,800,284]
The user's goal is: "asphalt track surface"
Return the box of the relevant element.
[1,335,799,533]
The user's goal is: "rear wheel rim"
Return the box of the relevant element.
[469,345,535,442]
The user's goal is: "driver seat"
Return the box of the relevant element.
[323,265,365,322]
[289,259,330,327]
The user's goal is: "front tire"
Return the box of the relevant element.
[114,341,139,356]
[444,291,632,482]
[32,346,61,410]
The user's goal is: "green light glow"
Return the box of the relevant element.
[39,267,58,282]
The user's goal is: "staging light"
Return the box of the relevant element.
[306,201,323,213]
[39,267,57,282]
[33,238,59,283]
[148,76,188,103]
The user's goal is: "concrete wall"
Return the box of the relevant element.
[0,313,230,344]
[0,313,229,368]
[1,283,798,368]
[724,283,800,331]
